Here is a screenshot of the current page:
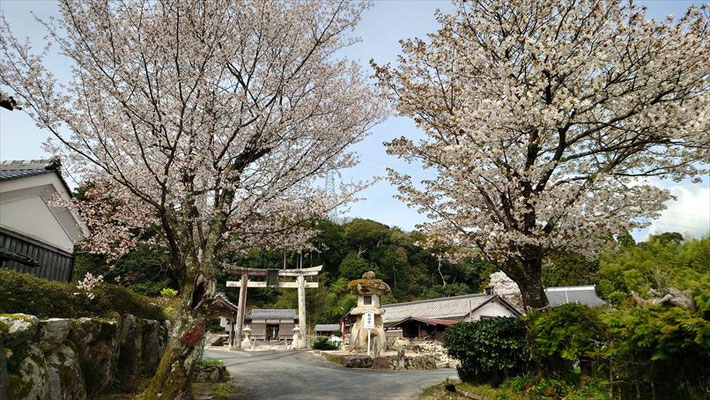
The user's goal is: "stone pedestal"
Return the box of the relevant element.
[347,271,390,357]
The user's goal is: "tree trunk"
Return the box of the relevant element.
[142,266,214,399]
[511,257,549,310]
[437,258,446,287]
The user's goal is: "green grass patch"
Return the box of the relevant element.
[199,359,224,367]
[421,378,611,400]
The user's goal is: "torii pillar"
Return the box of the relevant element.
[226,265,322,350]
[234,273,248,349]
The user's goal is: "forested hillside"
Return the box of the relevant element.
[74,218,709,325]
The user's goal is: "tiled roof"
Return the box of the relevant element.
[389,317,459,327]
[382,293,495,323]
[314,324,340,332]
[248,309,297,320]
[209,292,240,315]
[545,285,606,307]
[0,158,60,181]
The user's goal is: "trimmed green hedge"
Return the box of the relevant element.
[444,317,530,385]
[0,269,166,320]
[311,337,339,350]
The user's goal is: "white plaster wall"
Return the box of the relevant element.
[0,173,81,253]
[0,195,74,252]
[469,300,517,321]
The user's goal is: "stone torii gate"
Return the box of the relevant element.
[225,265,322,349]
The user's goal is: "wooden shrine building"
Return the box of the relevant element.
[246,309,298,341]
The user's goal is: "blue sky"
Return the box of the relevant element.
[1,0,708,241]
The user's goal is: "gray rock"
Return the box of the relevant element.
[406,355,438,370]
[45,343,86,400]
[391,337,411,350]
[342,355,373,368]
[39,318,73,352]
[118,314,136,344]
[3,314,170,399]
[194,364,228,383]
[372,356,393,369]
[0,314,39,346]
[158,320,171,355]
[162,319,172,335]
[6,343,48,399]
[141,320,161,373]
[117,315,144,377]
[69,318,120,396]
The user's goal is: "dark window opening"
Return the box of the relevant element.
[364,295,372,305]
[266,324,279,340]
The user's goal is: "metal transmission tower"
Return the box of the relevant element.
[324,170,337,219]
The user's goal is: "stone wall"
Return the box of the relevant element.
[0,313,171,400]
[316,351,440,370]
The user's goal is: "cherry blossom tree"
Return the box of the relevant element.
[0,0,384,396]
[374,0,709,309]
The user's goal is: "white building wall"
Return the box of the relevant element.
[0,173,82,253]
[0,195,74,252]
[468,300,517,321]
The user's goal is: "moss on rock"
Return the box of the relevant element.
[7,344,48,399]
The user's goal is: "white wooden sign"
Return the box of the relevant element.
[363,310,375,330]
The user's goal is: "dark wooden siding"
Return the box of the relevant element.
[0,229,74,282]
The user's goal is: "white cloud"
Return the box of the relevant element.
[646,183,710,239]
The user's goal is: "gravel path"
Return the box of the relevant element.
[204,347,457,400]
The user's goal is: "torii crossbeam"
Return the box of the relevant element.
[225,265,322,350]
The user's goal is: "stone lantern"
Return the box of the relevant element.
[292,325,301,349]
[347,271,390,356]
[241,325,252,349]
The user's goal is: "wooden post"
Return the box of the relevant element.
[234,273,248,349]
[228,317,234,347]
[297,275,307,349]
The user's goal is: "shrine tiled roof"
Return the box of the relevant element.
[545,285,606,307]
[314,324,340,332]
[0,159,60,181]
[382,293,496,323]
[248,309,297,320]
[387,316,459,328]
[0,158,73,195]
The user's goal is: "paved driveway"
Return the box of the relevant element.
[204,348,457,400]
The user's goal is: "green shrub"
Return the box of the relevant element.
[531,377,571,398]
[311,337,339,350]
[601,305,710,399]
[0,269,165,320]
[160,288,178,297]
[88,284,166,321]
[444,317,529,385]
[500,374,533,392]
[0,269,78,318]
[565,378,610,400]
[525,303,605,379]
